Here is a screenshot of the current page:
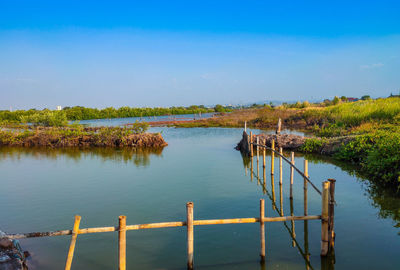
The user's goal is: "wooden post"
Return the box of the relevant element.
[271,140,275,175]
[321,181,330,256]
[65,215,81,270]
[260,199,265,262]
[328,179,336,250]
[250,153,254,182]
[250,132,253,157]
[304,160,309,216]
[290,152,295,199]
[276,118,282,134]
[244,121,247,132]
[119,215,127,270]
[304,219,310,270]
[263,146,266,168]
[279,147,283,185]
[262,165,266,194]
[256,137,259,160]
[187,202,194,270]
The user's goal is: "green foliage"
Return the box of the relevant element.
[300,138,325,153]
[0,105,224,123]
[332,96,340,105]
[20,111,68,126]
[361,95,372,100]
[336,130,400,187]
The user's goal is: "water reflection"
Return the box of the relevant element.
[242,152,336,270]
[303,153,400,235]
[0,146,165,167]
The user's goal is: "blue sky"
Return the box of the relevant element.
[1,1,399,109]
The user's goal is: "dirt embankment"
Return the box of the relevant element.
[236,131,353,156]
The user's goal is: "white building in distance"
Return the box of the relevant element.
[56,105,62,111]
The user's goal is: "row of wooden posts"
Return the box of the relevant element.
[5,130,335,270]
[247,130,336,256]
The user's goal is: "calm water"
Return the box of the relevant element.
[0,127,399,269]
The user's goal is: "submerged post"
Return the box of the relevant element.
[271,140,275,175]
[290,152,295,199]
[263,144,266,168]
[321,181,330,256]
[328,179,336,250]
[65,215,81,270]
[304,160,309,216]
[279,147,283,185]
[119,215,127,270]
[187,202,194,270]
[250,132,253,157]
[257,137,260,163]
[260,199,265,262]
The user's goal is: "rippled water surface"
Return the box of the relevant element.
[0,127,399,269]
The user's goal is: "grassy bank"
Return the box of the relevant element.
[0,123,168,148]
[177,97,400,190]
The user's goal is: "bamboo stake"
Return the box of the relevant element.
[260,199,265,261]
[328,179,336,250]
[304,160,309,216]
[304,220,310,270]
[187,202,194,270]
[257,137,259,163]
[321,181,330,256]
[119,216,126,270]
[271,140,275,175]
[276,118,282,134]
[250,131,253,157]
[290,152,295,199]
[65,215,81,270]
[263,146,266,168]
[279,147,283,185]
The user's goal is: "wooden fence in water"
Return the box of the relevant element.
[4,129,336,270]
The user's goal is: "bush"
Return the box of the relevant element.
[20,111,68,127]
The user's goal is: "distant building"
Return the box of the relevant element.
[56,105,62,111]
[346,97,358,102]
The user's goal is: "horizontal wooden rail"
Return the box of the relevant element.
[5,216,321,239]
[251,142,322,196]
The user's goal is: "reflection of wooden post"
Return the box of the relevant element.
[271,140,275,175]
[304,160,309,216]
[263,165,266,194]
[321,181,330,256]
[244,121,247,132]
[257,138,260,183]
[119,216,126,270]
[187,202,194,270]
[250,132,253,157]
[271,174,276,211]
[260,199,265,262]
[279,180,283,216]
[328,179,336,250]
[290,152,295,199]
[250,153,254,182]
[290,198,296,247]
[65,215,81,270]
[279,147,283,185]
[304,220,310,270]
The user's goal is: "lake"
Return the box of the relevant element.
[0,127,399,269]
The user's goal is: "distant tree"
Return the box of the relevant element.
[332,96,340,105]
[340,96,347,101]
[361,95,371,100]
[214,104,225,112]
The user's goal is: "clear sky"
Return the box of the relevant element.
[1,0,399,109]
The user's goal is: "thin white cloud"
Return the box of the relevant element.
[360,63,384,70]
